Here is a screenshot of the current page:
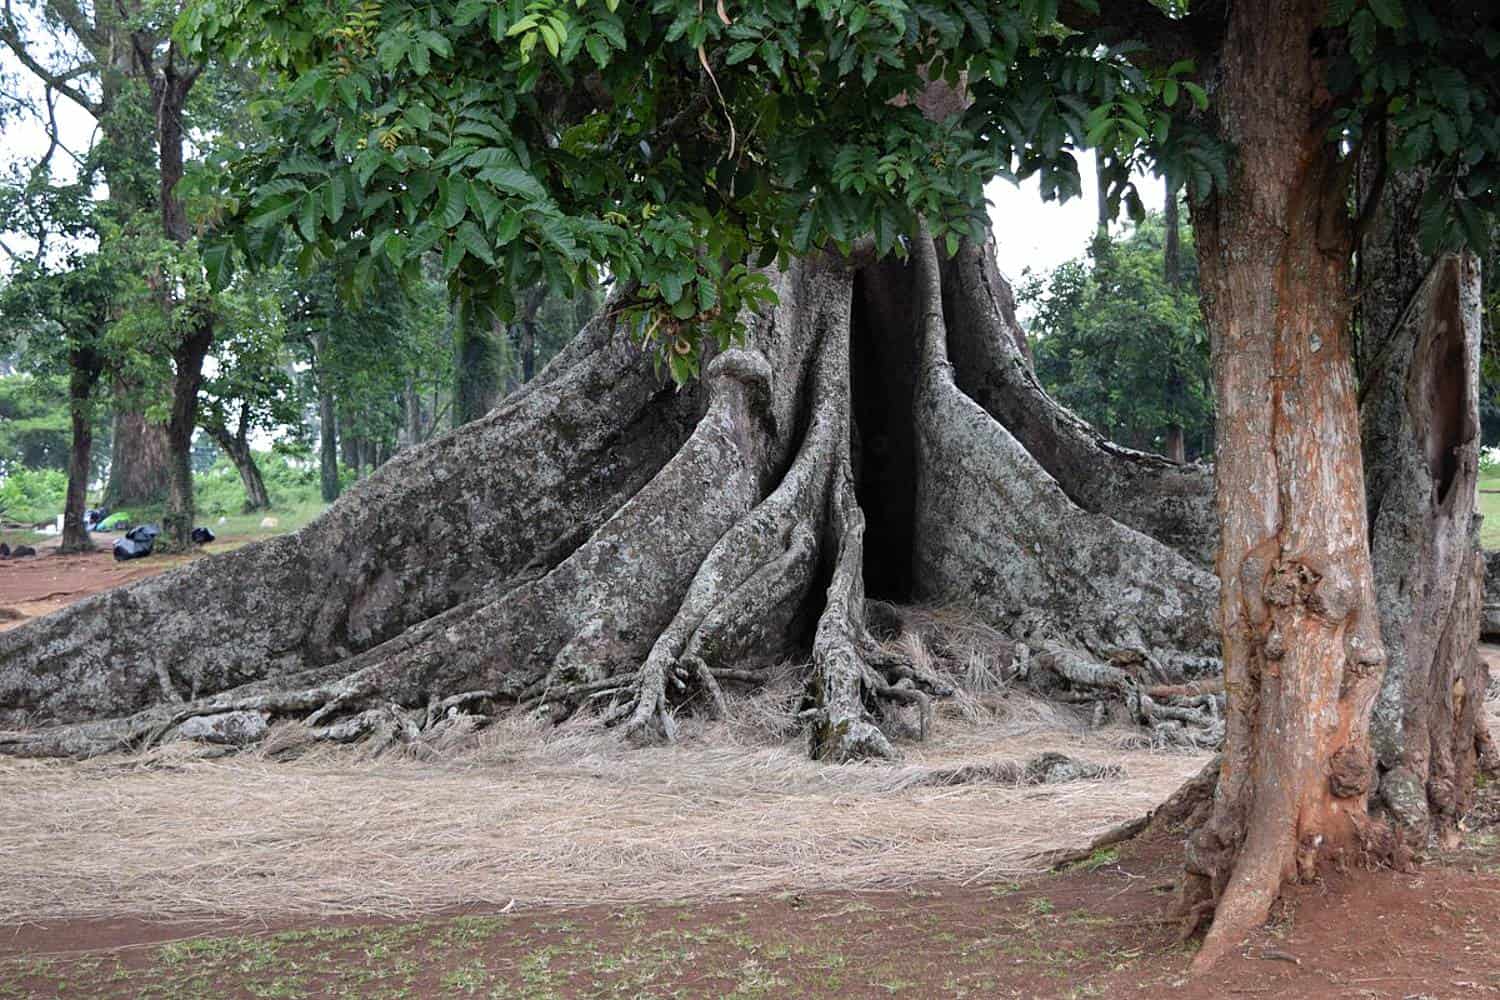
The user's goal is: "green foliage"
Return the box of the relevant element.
[0,465,67,525]
[1020,208,1213,458]
[177,0,1226,382]
[289,258,452,451]
[193,449,323,516]
[0,375,71,471]
[1324,0,1500,254]
[201,266,303,443]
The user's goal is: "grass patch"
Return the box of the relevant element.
[1480,474,1500,549]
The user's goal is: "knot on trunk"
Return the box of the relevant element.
[1328,743,1373,798]
[1264,559,1321,610]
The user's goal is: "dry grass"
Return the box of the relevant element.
[0,686,1205,926]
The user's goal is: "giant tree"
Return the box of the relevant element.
[2,0,1497,972]
[0,0,175,508]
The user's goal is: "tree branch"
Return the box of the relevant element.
[1058,0,1220,65]
[0,0,101,116]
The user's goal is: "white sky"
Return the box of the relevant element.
[984,163,1164,291]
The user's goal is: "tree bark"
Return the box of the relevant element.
[152,65,210,552]
[103,398,170,510]
[0,239,1220,762]
[208,420,272,513]
[60,355,102,554]
[940,240,1217,565]
[1179,0,1388,970]
[1358,165,1494,851]
[317,335,341,503]
[453,299,501,428]
[160,324,212,548]
[1164,176,1182,290]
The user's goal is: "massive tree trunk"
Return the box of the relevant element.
[0,236,1220,761]
[1179,0,1389,970]
[1359,168,1495,850]
[103,399,171,510]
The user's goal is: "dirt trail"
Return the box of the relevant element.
[2,816,1497,998]
[0,538,247,632]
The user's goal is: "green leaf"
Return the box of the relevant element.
[202,243,231,290]
[441,179,470,228]
[495,211,525,245]
[1368,0,1405,29]
[479,166,547,201]
[456,220,496,264]
[585,34,610,66]
[538,22,560,58]
[297,194,321,242]
[324,175,346,223]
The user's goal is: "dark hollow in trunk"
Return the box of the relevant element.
[850,261,921,601]
[1359,166,1494,851]
[0,237,1221,766]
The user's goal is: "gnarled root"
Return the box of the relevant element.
[2,235,1220,764]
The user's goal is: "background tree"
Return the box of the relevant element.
[198,267,300,511]
[1020,209,1212,460]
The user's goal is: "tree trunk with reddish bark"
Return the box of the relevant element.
[1179,0,1389,970]
[103,400,171,510]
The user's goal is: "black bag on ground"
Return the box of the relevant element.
[113,523,160,562]
[191,526,215,544]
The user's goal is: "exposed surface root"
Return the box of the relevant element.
[1,237,1222,763]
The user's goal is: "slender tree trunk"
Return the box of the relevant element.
[1164,176,1182,290]
[402,378,424,447]
[316,334,341,503]
[103,397,170,510]
[1181,0,1387,970]
[152,68,211,552]
[344,434,363,479]
[453,298,501,428]
[1163,424,1186,463]
[1163,176,1186,463]
[160,325,212,549]
[60,358,102,554]
[519,284,545,384]
[1359,166,1496,850]
[209,426,272,512]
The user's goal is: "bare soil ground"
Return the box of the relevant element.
[1,555,1498,998]
[0,534,257,633]
[1,806,1497,999]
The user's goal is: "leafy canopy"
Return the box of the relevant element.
[177,0,1218,381]
[1020,208,1212,458]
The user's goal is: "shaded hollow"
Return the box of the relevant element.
[850,259,921,601]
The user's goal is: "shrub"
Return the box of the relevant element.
[0,466,67,525]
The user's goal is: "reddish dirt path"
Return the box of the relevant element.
[0,543,213,632]
[2,800,1497,999]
